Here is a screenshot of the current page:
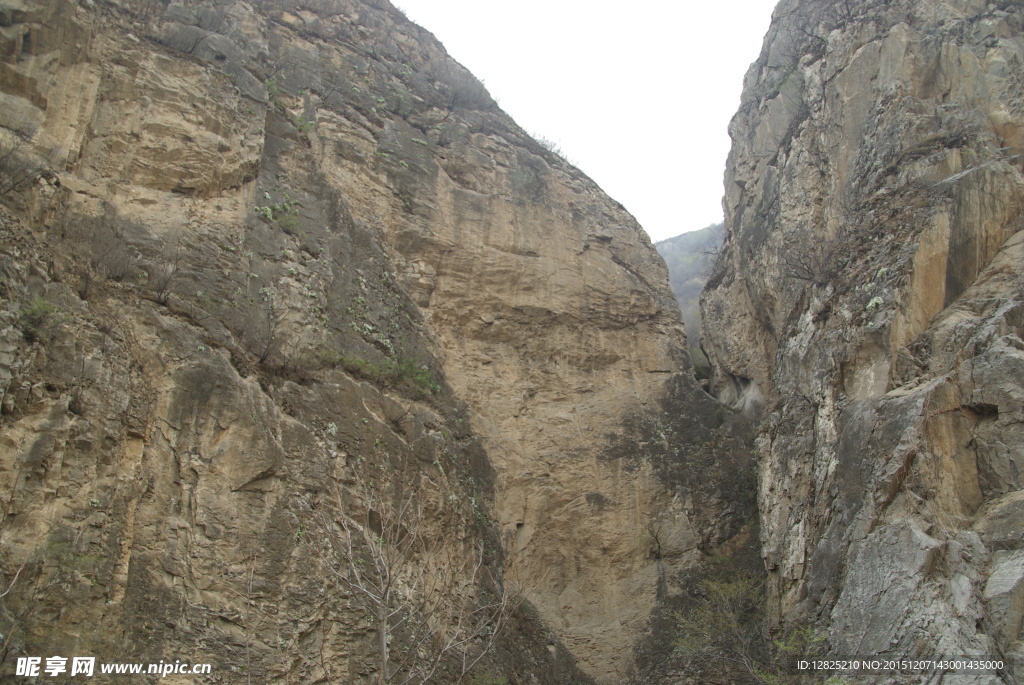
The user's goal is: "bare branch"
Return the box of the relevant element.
[147,235,185,304]
[0,562,25,600]
[305,463,521,684]
[781,241,836,285]
[0,135,47,197]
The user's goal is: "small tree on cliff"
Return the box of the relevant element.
[675,576,772,682]
[307,464,518,684]
[0,134,46,197]
[673,571,827,684]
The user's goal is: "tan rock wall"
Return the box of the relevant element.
[0,1,751,682]
[703,0,1024,672]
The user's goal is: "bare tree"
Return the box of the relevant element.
[697,222,727,279]
[675,576,770,683]
[146,236,185,305]
[307,465,519,685]
[781,241,836,285]
[239,284,282,364]
[87,219,141,291]
[49,207,145,299]
[673,572,827,685]
[0,135,45,197]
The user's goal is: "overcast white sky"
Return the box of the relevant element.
[394,0,779,242]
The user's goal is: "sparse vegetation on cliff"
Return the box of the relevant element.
[0,134,45,197]
[15,297,58,344]
[674,575,772,683]
[307,465,520,685]
[701,0,1024,678]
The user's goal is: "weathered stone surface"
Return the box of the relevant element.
[0,0,753,682]
[975,490,1024,551]
[984,550,1024,649]
[703,0,1024,676]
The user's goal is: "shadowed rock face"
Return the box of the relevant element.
[0,1,754,682]
[703,0,1024,674]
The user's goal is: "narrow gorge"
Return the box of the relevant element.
[0,0,1020,684]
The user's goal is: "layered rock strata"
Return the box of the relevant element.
[0,0,751,682]
[702,0,1024,679]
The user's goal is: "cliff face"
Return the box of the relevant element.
[703,0,1024,673]
[0,1,752,682]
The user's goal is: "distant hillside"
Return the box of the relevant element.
[655,222,723,350]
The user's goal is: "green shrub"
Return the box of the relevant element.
[277,213,301,236]
[674,576,769,681]
[16,297,58,343]
[674,573,828,684]
[312,345,441,396]
[394,357,441,395]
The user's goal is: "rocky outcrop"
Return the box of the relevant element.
[0,0,752,682]
[703,0,1024,679]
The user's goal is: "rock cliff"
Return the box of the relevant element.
[0,1,753,683]
[702,0,1024,679]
